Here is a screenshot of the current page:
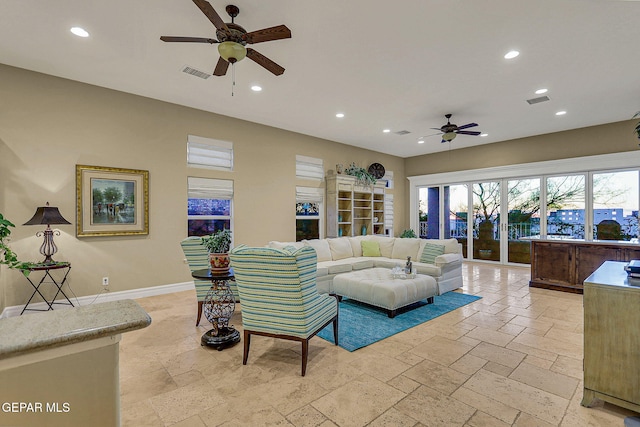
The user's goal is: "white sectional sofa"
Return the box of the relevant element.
[267,236,464,296]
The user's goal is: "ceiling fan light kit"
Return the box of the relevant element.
[218,41,246,63]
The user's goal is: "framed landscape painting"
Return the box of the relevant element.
[76,165,149,237]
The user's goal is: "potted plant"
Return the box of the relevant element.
[202,229,232,273]
[399,229,417,238]
[344,162,377,186]
[0,213,30,272]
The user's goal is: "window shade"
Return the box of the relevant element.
[296,186,324,203]
[188,177,233,199]
[384,194,394,227]
[296,155,324,180]
[187,135,233,171]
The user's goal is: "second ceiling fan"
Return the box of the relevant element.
[160,0,291,76]
[430,114,482,143]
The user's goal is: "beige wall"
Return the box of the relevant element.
[404,120,639,177]
[0,64,405,311]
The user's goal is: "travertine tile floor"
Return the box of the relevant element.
[120,262,638,426]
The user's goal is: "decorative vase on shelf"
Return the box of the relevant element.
[338,228,343,237]
[361,225,367,236]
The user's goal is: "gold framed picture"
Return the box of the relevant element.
[76,165,149,237]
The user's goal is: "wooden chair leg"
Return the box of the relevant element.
[243,330,251,365]
[196,301,203,326]
[301,339,309,376]
[332,316,339,346]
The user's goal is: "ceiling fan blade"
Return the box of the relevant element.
[213,57,229,76]
[246,48,285,76]
[243,25,292,44]
[456,130,482,136]
[457,122,478,130]
[192,0,230,33]
[430,128,443,132]
[441,139,447,143]
[160,36,218,44]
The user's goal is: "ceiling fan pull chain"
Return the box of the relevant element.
[231,62,235,96]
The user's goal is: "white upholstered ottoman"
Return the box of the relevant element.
[332,268,438,318]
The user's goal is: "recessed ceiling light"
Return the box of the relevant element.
[383,129,390,133]
[70,27,89,38]
[555,111,567,116]
[480,133,488,137]
[251,85,262,92]
[417,139,425,144]
[335,113,345,118]
[535,88,548,95]
[504,50,520,59]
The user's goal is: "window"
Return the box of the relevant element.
[296,155,324,180]
[187,177,233,237]
[296,186,323,241]
[187,135,233,171]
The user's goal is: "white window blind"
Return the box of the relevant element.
[384,194,394,234]
[296,155,324,180]
[296,186,324,203]
[188,177,233,199]
[187,135,233,171]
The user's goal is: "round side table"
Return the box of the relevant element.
[191,268,240,350]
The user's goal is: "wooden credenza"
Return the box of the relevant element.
[582,261,640,412]
[529,239,640,293]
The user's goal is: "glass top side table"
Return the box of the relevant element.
[20,262,73,315]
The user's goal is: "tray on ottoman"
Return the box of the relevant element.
[332,267,438,318]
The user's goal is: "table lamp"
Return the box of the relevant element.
[23,202,71,264]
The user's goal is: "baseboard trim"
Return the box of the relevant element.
[0,281,194,319]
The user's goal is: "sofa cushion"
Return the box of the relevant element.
[419,238,460,255]
[348,258,375,270]
[420,242,446,264]
[317,260,353,274]
[391,238,421,261]
[372,236,395,258]
[348,236,368,257]
[303,239,332,262]
[361,240,381,257]
[327,237,354,260]
[268,240,304,250]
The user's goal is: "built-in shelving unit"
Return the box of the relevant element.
[326,173,385,237]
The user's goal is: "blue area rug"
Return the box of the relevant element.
[317,292,481,352]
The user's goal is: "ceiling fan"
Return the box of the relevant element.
[427,114,482,143]
[160,0,291,76]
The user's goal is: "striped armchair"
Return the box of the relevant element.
[180,236,239,326]
[229,245,338,376]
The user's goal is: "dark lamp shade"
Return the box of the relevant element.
[24,205,71,226]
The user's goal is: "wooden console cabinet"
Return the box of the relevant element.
[529,239,640,293]
[582,261,640,412]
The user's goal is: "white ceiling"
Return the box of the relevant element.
[1,0,639,158]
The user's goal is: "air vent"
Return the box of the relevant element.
[526,96,550,105]
[182,65,211,80]
[394,130,411,135]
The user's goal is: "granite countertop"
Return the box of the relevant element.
[0,299,151,359]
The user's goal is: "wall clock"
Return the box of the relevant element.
[367,163,385,179]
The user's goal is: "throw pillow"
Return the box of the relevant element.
[420,242,445,264]
[361,240,381,257]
